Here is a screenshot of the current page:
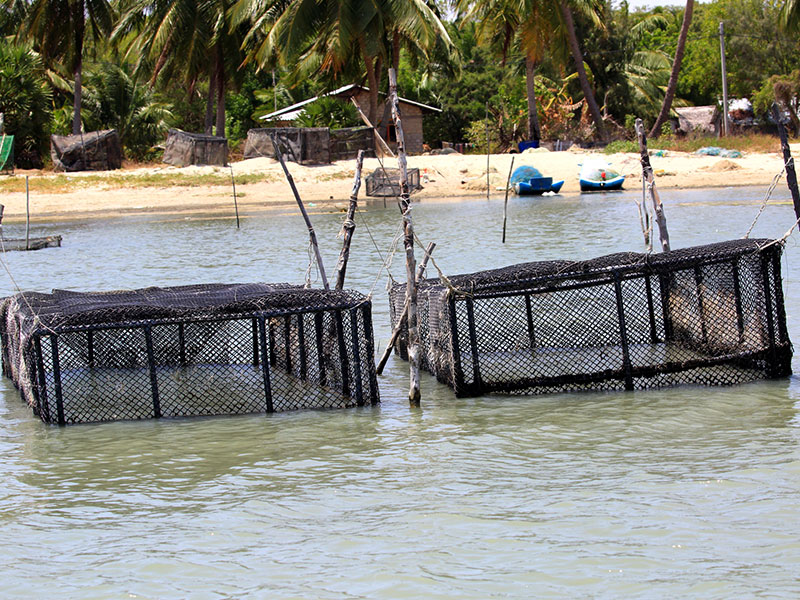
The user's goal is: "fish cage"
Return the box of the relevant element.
[365,168,421,197]
[51,130,122,172]
[389,239,792,397]
[1,284,378,425]
[162,129,228,167]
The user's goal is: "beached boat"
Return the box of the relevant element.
[0,235,62,252]
[579,161,625,191]
[510,165,564,196]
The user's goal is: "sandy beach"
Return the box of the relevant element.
[0,145,795,223]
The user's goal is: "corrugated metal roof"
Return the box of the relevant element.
[260,84,441,121]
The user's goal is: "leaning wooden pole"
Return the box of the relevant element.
[773,104,800,222]
[376,242,435,375]
[335,150,365,290]
[351,98,396,158]
[25,176,30,251]
[635,118,671,251]
[272,138,330,290]
[502,156,515,243]
[389,67,420,404]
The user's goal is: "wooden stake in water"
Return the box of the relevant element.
[502,156,515,243]
[486,102,490,201]
[389,67,420,405]
[773,104,800,221]
[272,138,330,290]
[25,176,30,250]
[229,165,240,229]
[635,118,671,251]
[335,150,365,290]
[376,241,435,375]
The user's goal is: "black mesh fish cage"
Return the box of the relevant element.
[1,284,378,425]
[365,168,421,197]
[389,239,792,397]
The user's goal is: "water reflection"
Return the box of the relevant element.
[1,187,799,597]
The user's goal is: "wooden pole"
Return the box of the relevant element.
[773,104,800,221]
[719,22,730,137]
[271,137,330,290]
[486,102,490,201]
[0,204,5,241]
[351,98,396,158]
[389,67,420,405]
[502,156,515,243]
[375,242,435,375]
[335,150,365,290]
[25,176,30,250]
[635,118,671,251]
[229,166,240,229]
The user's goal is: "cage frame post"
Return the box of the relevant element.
[257,315,274,413]
[613,274,635,391]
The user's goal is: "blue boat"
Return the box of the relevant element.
[510,165,564,196]
[579,161,625,192]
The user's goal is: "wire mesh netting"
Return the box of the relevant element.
[1,283,378,425]
[389,239,792,397]
[365,168,421,197]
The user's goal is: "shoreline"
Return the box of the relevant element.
[0,148,793,224]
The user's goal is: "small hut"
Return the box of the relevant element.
[259,84,440,155]
[51,130,123,172]
[673,106,721,136]
[162,129,228,167]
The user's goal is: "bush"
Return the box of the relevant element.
[0,41,53,168]
[603,140,639,154]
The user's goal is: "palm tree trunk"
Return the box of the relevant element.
[205,68,216,135]
[525,57,541,142]
[215,49,225,137]
[392,31,400,74]
[558,0,607,141]
[73,58,83,135]
[649,0,694,138]
[362,48,379,126]
[72,0,85,135]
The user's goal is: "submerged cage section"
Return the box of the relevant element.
[390,239,792,397]
[1,284,378,425]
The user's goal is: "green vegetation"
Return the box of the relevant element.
[0,0,798,169]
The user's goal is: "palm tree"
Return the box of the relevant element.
[459,0,605,143]
[557,0,607,140]
[114,0,245,136]
[648,0,694,137]
[235,0,451,126]
[457,0,550,143]
[20,0,112,134]
[781,0,800,31]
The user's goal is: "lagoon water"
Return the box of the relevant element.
[1,186,800,598]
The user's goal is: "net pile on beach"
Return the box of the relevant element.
[1,283,378,425]
[389,239,792,397]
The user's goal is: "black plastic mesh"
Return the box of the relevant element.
[390,239,792,397]
[1,283,378,424]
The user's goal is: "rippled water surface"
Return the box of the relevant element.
[2,186,800,598]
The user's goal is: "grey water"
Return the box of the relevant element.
[1,186,800,598]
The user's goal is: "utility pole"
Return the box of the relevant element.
[719,21,730,137]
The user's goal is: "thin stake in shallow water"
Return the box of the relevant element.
[335,150,365,290]
[229,165,240,229]
[502,156,515,243]
[25,176,30,250]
